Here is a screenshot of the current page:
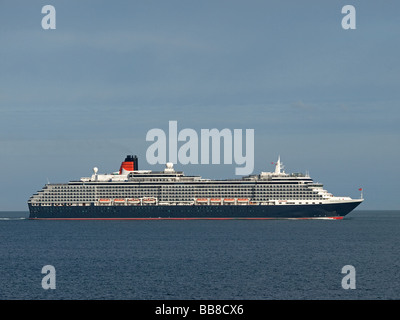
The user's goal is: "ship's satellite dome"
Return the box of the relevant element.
[93,167,98,174]
[166,162,173,169]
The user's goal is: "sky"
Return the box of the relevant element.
[0,0,399,210]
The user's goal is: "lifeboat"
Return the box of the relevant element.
[196,198,208,203]
[114,199,126,205]
[237,198,249,205]
[210,198,222,205]
[142,198,156,204]
[127,198,140,204]
[99,199,111,203]
[223,198,235,202]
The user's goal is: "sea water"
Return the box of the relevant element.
[0,210,399,300]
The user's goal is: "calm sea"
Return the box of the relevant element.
[0,210,399,300]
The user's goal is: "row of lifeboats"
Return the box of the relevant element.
[99,198,156,204]
[196,198,250,203]
[97,198,261,206]
[195,198,258,205]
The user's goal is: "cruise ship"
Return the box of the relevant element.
[28,155,363,220]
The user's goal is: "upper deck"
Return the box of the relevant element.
[79,156,313,184]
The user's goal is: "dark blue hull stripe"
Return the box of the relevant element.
[28,202,361,219]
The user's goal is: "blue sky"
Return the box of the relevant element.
[0,0,399,210]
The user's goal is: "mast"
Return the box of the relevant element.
[274,156,284,175]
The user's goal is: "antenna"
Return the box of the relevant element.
[93,167,99,181]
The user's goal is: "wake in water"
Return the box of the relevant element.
[0,217,27,220]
